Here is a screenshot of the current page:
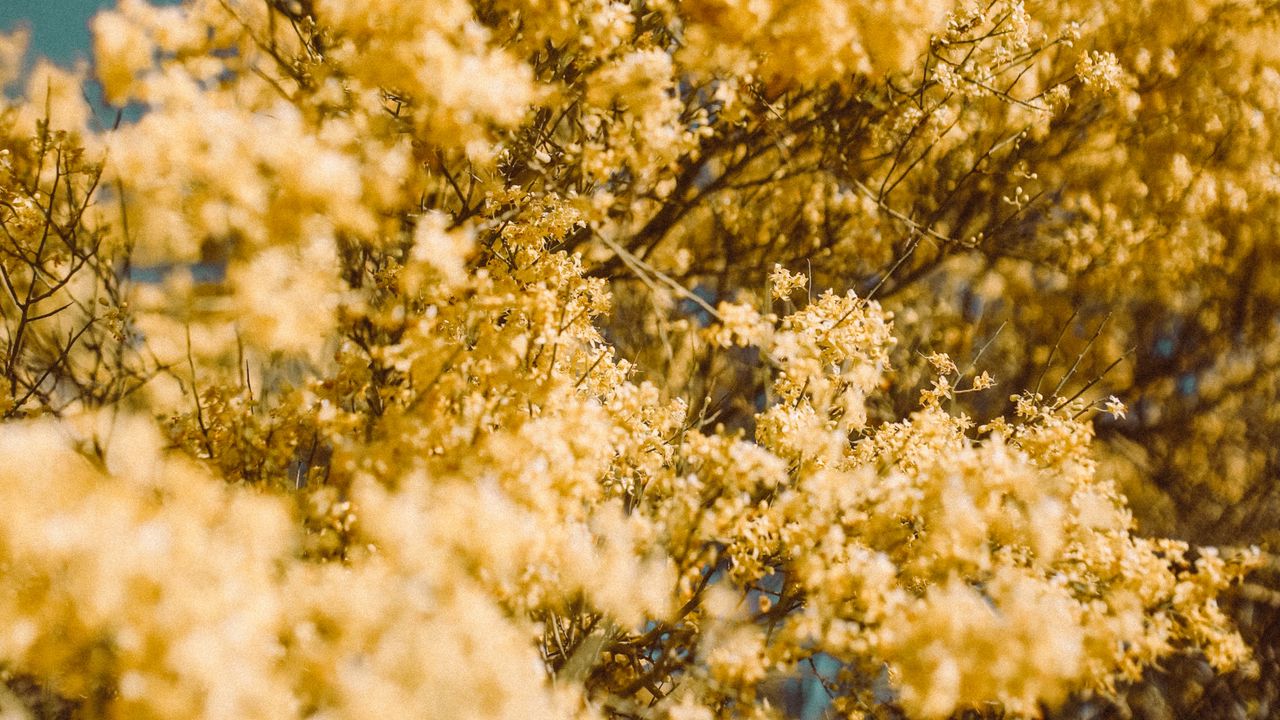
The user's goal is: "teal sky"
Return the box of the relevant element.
[0,0,115,66]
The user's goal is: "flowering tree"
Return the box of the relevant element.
[0,1,1276,718]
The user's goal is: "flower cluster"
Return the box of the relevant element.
[0,0,1275,718]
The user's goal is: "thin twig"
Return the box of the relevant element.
[597,233,722,321]
[1035,308,1079,396]
[1052,311,1112,399]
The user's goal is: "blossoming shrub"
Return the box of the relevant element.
[0,0,1273,718]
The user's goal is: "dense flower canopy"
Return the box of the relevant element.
[1,1,1278,718]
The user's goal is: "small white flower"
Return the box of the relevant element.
[1104,395,1127,419]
